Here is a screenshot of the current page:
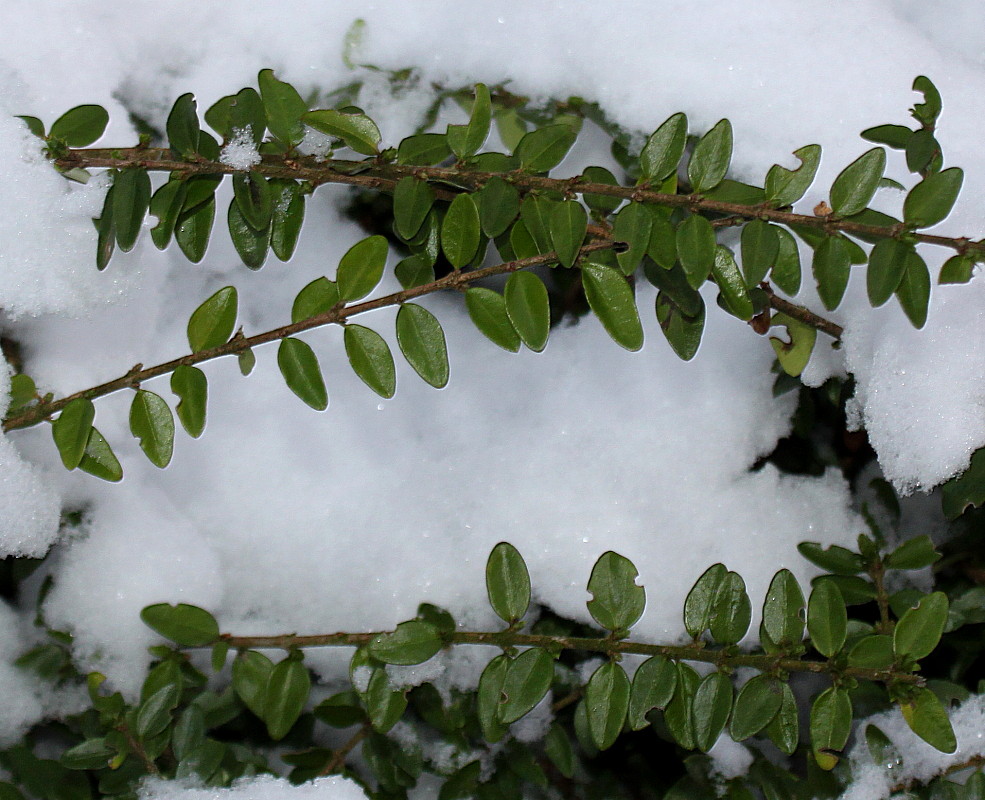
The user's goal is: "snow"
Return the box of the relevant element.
[220,127,262,170]
[140,774,369,800]
[0,0,981,787]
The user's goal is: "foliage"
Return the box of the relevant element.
[3,66,985,800]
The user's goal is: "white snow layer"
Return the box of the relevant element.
[140,774,369,800]
[0,0,981,760]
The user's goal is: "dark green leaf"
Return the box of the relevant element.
[113,168,151,252]
[442,193,481,268]
[821,574,877,605]
[477,654,510,742]
[228,87,265,147]
[264,656,310,740]
[807,579,847,657]
[797,542,865,574]
[904,168,962,228]
[942,447,985,519]
[740,219,780,286]
[314,690,366,728]
[278,337,328,410]
[830,147,886,217]
[166,94,200,157]
[292,277,340,323]
[612,202,653,276]
[628,655,677,729]
[765,682,799,754]
[50,104,109,147]
[394,177,435,240]
[762,569,806,647]
[504,271,550,352]
[486,542,531,624]
[640,113,688,183]
[176,197,215,263]
[887,535,941,570]
[676,214,716,289]
[172,706,206,762]
[396,303,449,388]
[688,119,732,193]
[130,390,174,468]
[233,171,273,230]
[78,427,123,482]
[900,687,956,753]
[911,75,942,126]
[170,365,207,438]
[515,124,577,172]
[258,69,307,148]
[586,551,646,633]
[812,236,852,311]
[894,591,948,660]
[345,325,396,399]
[810,687,852,770]
[861,124,913,150]
[370,619,442,665]
[232,650,274,717]
[730,675,783,741]
[270,179,305,261]
[905,128,940,174]
[684,563,727,638]
[656,291,705,361]
[136,683,180,739]
[710,570,752,644]
[895,250,930,328]
[365,668,407,733]
[544,724,575,778]
[847,634,894,669]
[498,648,554,724]
[397,133,452,166]
[585,661,630,750]
[211,640,230,673]
[7,373,35,412]
[440,761,481,800]
[17,115,45,138]
[866,238,912,307]
[395,254,436,290]
[519,196,555,254]
[939,253,975,285]
[581,166,621,215]
[581,261,643,350]
[550,200,588,268]
[465,287,521,352]
[140,603,219,646]
[302,109,380,155]
[227,199,269,270]
[477,176,520,238]
[765,144,821,207]
[692,671,733,752]
[150,180,187,250]
[770,227,801,295]
[60,738,116,770]
[665,662,699,749]
[187,285,237,352]
[51,398,95,470]
[447,83,491,159]
[337,235,388,302]
[646,217,677,271]
[712,246,754,320]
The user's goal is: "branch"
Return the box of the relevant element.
[320,721,371,776]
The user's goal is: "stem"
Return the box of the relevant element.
[870,559,893,634]
[890,754,985,796]
[215,629,923,686]
[320,721,371,776]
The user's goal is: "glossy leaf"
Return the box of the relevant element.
[78,427,123,482]
[345,325,396,399]
[692,671,733,752]
[60,738,115,770]
[640,112,688,183]
[900,687,957,753]
[395,254,435,290]
[904,167,963,229]
[233,171,273,230]
[762,569,806,647]
[477,176,520,238]
[269,179,305,261]
[886,535,941,570]
[188,286,237,352]
[797,542,865,574]
[585,661,630,750]
[628,656,677,729]
[393,177,435,240]
[730,675,783,741]
[769,312,816,378]
[866,238,912,307]
[830,147,886,217]
[894,591,948,660]
[656,292,704,361]
[130,390,174,468]
[228,87,265,147]
[550,200,588,268]
[847,635,894,669]
[50,104,109,147]
[581,166,621,215]
[771,226,802,295]
[504,271,550,352]
[396,303,449,388]
[292,277,340,323]
[612,202,653,275]
[684,563,727,639]
[447,83,491,159]
[807,579,847,658]
[647,216,677,270]
[862,124,913,149]
[150,180,186,250]
[233,650,274,717]
[765,144,821,207]
[688,119,732,193]
[176,196,215,263]
[227,200,269,270]
[515,124,577,172]
[911,75,942,126]
[664,662,699,750]
[740,219,780,286]
[581,261,643,351]
[337,235,388,302]
[939,253,975,285]
[51,398,95,470]
[765,682,799,755]
[498,647,554,724]
[486,542,531,624]
[278,338,328,410]
[812,236,852,311]
[477,654,510,742]
[712,246,754,320]
[113,168,151,252]
[544,723,575,778]
[140,603,219,646]
[258,69,307,148]
[264,656,310,740]
[520,196,554,254]
[166,94,199,157]
[170,365,207,438]
[136,683,180,739]
[465,287,521,352]
[365,668,407,733]
[709,570,751,644]
[302,109,381,155]
[586,551,646,633]
[369,619,443,665]
[895,250,931,329]
[397,133,452,166]
[677,214,716,289]
[441,193,481,268]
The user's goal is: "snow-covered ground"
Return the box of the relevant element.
[1,2,984,797]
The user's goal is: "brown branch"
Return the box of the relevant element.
[890,754,985,796]
[320,721,371,776]
[761,284,844,340]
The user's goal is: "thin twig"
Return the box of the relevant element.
[320,721,371,776]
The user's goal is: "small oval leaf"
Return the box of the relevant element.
[278,338,328,410]
[187,286,237,353]
[581,262,644,351]
[338,236,388,302]
[504,271,550,352]
[130,390,174,468]
[140,603,219,647]
[585,661,630,751]
[830,147,886,217]
[396,303,449,388]
[586,551,646,633]
[170,365,207,438]
[498,648,554,724]
[344,325,396,399]
[369,619,443,665]
[51,398,95,470]
[486,542,531,625]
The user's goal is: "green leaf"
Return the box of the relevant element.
[187,286,237,352]
[769,311,816,378]
[498,648,554,724]
[765,682,799,754]
[665,662,699,749]
[172,706,207,762]
[60,738,116,770]
[140,603,219,646]
[544,723,575,778]
[314,691,366,728]
[365,668,407,733]
[740,219,780,286]
[50,104,109,147]
[113,168,151,252]
[258,69,308,148]
[628,655,677,729]
[822,575,877,605]
[810,687,852,770]
[550,200,588,268]
[396,303,449,388]
[581,166,621,215]
[486,542,531,624]
[519,196,554,254]
[807,579,847,658]
[302,109,380,155]
[176,196,215,263]
[942,447,985,519]
[676,214,716,289]
[51,398,95,470]
[684,563,727,638]
[477,654,510,742]
[862,124,913,150]
[447,83,491,159]
[762,569,806,647]
[393,177,435,240]
[278,338,328,410]
[911,75,942,126]
[233,171,273,230]
[765,144,822,207]
[688,119,732,193]
[227,199,269,270]
[442,193,481,268]
[939,253,976,285]
[8,373,36,412]
[847,635,894,669]
[830,147,886,217]
[292,277,340,323]
[710,570,752,644]
[264,656,310,740]
[903,168,963,228]
[130,390,174,468]
[515,124,577,172]
[692,671,733,752]
[656,292,705,361]
[866,238,912,307]
[581,262,643,351]
[612,202,653,276]
[337,235,388,302]
[232,650,274,717]
[894,591,948,661]
[166,94,200,157]
[640,113,688,183]
[369,619,443,665]
[465,287,521,352]
[397,133,452,166]
[136,683,180,739]
[905,128,940,174]
[344,325,396,399]
[228,87,265,147]
[797,542,865,574]
[17,115,45,138]
[900,687,956,753]
[270,179,305,261]
[730,675,783,741]
[771,227,802,295]
[210,641,230,673]
[812,236,852,311]
[585,661,630,750]
[477,176,520,238]
[395,254,435,290]
[504,271,550,352]
[895,250,930,329]
[587,551,646,633]
[647,217,677,270]
[170,365,207,438]
[712,246,754,320]
[440,761,482,800]
[886,535,941,570]
[95,187,115,270]
[78,427,123,482]
[150,180,187,250]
